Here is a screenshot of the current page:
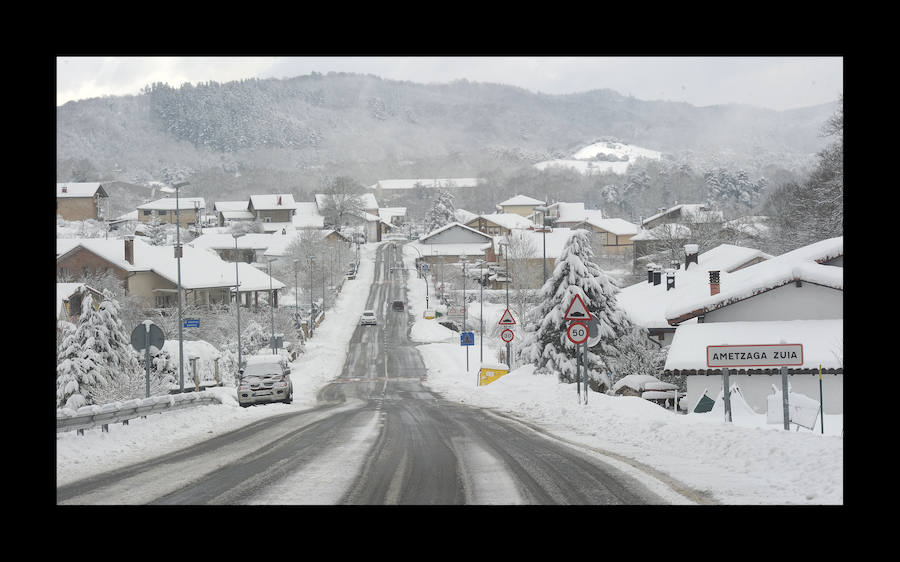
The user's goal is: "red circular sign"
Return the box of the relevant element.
[501,328,515,343]
[567,322,589,344]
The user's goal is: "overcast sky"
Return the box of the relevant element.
[56,56,842,111]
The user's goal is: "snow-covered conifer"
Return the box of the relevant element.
[425,190,456,234]
[56,293,109,409]
[520,230,631,389]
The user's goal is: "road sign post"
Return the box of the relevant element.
[819,364,824,434]
[723,367,732,422]
[130,320,165,399]
[498,308,516,370]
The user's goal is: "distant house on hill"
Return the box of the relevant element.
[213,201,254,227]
[56,183,109,221]
[369,178,481,199]
[465,213,535,236]
[496,195,544,217]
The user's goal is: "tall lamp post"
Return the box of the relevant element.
[232,232,245,380]
[307,256,315,337]
[161,180,190,392]
[293,259,300,330]
[267,257,277,355]
[461,255,468,372]
[533,203,551,284]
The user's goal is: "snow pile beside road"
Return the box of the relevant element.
[414,341,843,505]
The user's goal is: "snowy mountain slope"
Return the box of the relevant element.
[534,139,663,175]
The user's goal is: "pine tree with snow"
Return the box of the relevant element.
[520,230,631,389]
[89,294,148,403]
[424,190,456,234]
[56,293,110,409]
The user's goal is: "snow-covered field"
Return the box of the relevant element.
[56,241,843,505]
[534,140,663,175]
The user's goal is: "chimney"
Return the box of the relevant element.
[653,266,662,286]
[666,268,676,291]
[124,235,134,265]
[61,185,68,193]
[684,244,699,269]
[709,270,720,296]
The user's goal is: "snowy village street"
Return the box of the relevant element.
[58,242,700,505]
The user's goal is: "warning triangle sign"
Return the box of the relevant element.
[498,308,516,325]
[564,293,593,321]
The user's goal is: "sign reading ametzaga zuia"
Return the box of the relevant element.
[706,344,804,368]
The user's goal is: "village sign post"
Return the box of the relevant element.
[706,343,804,429]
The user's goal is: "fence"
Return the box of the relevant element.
[56,391,224,434]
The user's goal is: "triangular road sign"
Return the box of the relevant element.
[564,293,593,321]
[498,308,516,325]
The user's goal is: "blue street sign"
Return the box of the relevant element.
[184,318,200,328]
[460,331,475,346]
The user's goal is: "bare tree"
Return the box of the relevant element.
[319,176,366,231]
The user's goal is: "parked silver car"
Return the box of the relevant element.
[238,355,293,407]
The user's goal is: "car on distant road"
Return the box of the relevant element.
[360,310,377,325]
[237,355,293,407]
[392,300,405,311]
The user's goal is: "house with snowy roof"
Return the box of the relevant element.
[57,183,109,221]
[617,243,775,347]
[249,194,296,223]
[56,236,285,311]
[465,212,535,236]
[496,195,545,217]
[368,178,481,199]
[137,197,206,227]
[213,201,254,226]
[641,203,724,230]
[410,222,497,267]
[188,232,283,263]
[496,227,578,288]
[659,236,843,414]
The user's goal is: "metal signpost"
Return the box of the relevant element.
[130,320,165,399]
[498,308,516,370]
[707,343,804,428]
[564,294,593,405]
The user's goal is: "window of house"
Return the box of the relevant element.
[155,295,171,307]
[143,210,152,216]
[264,217,271,223]
[59,267,68,278]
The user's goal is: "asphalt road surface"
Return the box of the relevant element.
[57,242,695,505]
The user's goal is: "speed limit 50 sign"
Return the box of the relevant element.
[566,322,589,345]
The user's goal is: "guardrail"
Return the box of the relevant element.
[56,391,225,435]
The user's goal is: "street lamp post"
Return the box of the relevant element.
[268,257,276,355]
[294,260,300,330]
[307,256,315,337]
[461,255,468,372]
[232,232,245,380]
[161,180,190,392]
[480,258,484,364]
[534,203,550,285]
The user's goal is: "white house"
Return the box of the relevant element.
[661,236,844,415]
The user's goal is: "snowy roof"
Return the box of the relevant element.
[469,213,536,230]
[420,221,494,244]
[188,233,277,251]
[262,230,350,258]
[57,237,284,291]
[57,283,87,317]
[642,204,723,226]
[315,193,379,211]
[261,222,295,233]
[378,207,407,222]
[220,210,254,220]
[584,217,639,236]
[249,194,296,210]
[213,201,249,212]
[114,210,138,222]
[663,320,844,371]
[617,243,775,329]
[630,223,692,241]
[370,178,481,190]
[454,209,479,224]
[57,182,107,198]
[499,194,544,207]
[554,202,585,222]
[137,197,205,210]
[294,202,323,216]
[664,236,843,324]
[292,213,325,229]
